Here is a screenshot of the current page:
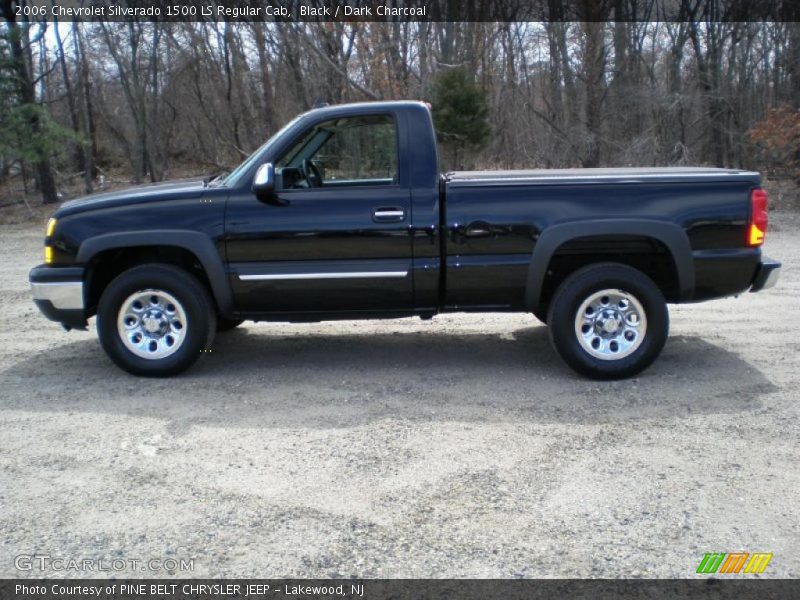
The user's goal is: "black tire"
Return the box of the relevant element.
[96,264,217,377]
[217,318,244,332]
[547,263,668,380]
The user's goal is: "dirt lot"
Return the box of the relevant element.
[1,213,798,579]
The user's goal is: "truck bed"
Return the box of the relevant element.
[446,167,760,187]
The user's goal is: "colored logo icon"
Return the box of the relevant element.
[696,552,773,574]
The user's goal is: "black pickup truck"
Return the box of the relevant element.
[30,101,780,379]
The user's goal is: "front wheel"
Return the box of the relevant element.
[547,263,668,379]
[96,264,217,376]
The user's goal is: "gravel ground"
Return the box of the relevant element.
[0,214,798,579]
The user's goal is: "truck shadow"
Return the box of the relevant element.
[2,325,776,428]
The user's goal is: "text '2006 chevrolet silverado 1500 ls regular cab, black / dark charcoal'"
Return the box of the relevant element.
[29,101,781,379]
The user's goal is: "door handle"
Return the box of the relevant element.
[452,221,494,243]
[372,207,406,222]
[464,221,493,238]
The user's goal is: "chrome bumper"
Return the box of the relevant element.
[30,280,84,309]
[29,265,87,329]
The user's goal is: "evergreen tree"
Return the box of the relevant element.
[431,68,490,169]
[1,6,73,204]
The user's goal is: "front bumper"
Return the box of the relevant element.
[29,265,88,329]
[750,258,781,293]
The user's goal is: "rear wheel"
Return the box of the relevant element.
[97,264,216,376]
[547,263,668,379]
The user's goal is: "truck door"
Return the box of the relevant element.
[224,113,414,314]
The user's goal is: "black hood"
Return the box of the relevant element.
[55,178,207,218]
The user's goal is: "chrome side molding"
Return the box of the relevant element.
[239,271,408,281]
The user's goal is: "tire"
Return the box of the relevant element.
[547,263,668,380]
[96,264,217,377]
[217,318,244,332]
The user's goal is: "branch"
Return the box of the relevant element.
[291,24,380,100]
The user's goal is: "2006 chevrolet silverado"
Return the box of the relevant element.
[29,101,781,379]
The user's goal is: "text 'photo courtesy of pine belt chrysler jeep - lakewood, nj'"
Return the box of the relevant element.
[29,101,781,379]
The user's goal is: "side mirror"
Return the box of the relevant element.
[252,163,275,196]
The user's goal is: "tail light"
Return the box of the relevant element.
[748,188,768,246]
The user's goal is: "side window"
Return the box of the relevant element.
[276,115,398,189]
[315,116,397,184]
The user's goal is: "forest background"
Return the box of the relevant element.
[1,1,798,210]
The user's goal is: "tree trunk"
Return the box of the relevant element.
[53,16,87,179]
[582,21,607,168]
[251,23,276,137]
[73,22,96,192]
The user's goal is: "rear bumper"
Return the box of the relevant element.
[750,258,781,293]
[29,265,88,329]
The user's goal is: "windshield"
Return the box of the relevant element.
[218,115,304,187]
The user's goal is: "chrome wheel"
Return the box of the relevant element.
[116,289,188,360]
[574,288,647,360]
